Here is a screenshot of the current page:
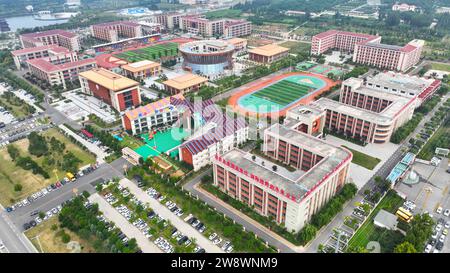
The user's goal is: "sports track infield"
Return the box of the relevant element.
[113,42,179,63]
[228,72,337,117]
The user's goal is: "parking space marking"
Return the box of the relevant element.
[119,178,225,253]
[89,193,162,253]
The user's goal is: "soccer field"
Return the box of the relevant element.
[114,42,179,62]
[251,80,312,106]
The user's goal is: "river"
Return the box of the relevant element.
[5,15,68,32]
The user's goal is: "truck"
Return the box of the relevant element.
[66,172,75,182]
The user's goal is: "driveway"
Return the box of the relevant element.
[89,193,162,253]
[119,178,224,253]
[58,124,109,163]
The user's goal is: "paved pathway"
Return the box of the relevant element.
[119,178,224,253]
[0,205,37,253]
[58,124,109,163]
[89,193,162,253]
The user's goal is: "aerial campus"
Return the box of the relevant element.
[0,0,449,257]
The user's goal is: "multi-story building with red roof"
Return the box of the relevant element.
[11,44,72,70]
[19,29,80,52]
[311,30,424,72]
[27,57,97,89]
[91,21,143,42]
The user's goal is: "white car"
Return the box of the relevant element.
[439,234,446,243]
[424,244,432,253]
[436,206,443,214]
[436,224,443,232]
[445,221,450,229]
[208,233,217,241]
[444,209,450,217]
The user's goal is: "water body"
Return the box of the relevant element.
[5,15,68,32]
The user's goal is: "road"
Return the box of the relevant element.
[119,178,224,253]
[7,160,126,230]
[0,205,37,253]
[183,168,296,253]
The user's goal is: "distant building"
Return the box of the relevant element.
[392,3,418,12]
[19,29,81,51]
[91,21,143,42]
[226,37,247,52]
[163,73,208,95]
[121,60,162,80]
[27,57,96,89]
[155,12,183,29]
[11,44,72,70]
[248,44,289,64]
[353,39,424,72]
[79,68,141,111]
[311,30,424,72]
[310,77,420,144]
[367,0,381,6]
[180,15,251,38]
[179,40,235,77]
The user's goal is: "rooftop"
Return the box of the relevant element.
[27,58,96,73]
[20,29,77,39]
[163,73,208,90]
[367,71,435,94]
[124,94,184,120]
[93,21,141,28]
[11,44,70,56]
[248,44,289,57]
[179,40,235,54]
[79,68,139,91]
[216,124,351,202]
[373,209,398,230]
[121,60,161,72]
[314,29,379,41]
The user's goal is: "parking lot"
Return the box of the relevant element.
[119,178,225,253]
[90,193,162,253]
[397,158,450,253]
[0,114,49,147]
[53,90,117,123]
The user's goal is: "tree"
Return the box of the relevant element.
[394,241,417,253]
[404,213,434,251]
[346,245,368,253]
[14,184,22,192]
[7,145,20,161]
[27,132,48,157]
[297,224,317,244]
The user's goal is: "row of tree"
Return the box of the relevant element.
[59,195,139,253]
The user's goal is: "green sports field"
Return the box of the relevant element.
[252,80,312,106]
[114,42,179,62]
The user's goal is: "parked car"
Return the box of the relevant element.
[424,244,432,253]
[436,206,443,214]
[444,209,450,217]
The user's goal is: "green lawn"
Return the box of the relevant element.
[417,120,450,160]
[279,41,311,53]
[114,43,179,63]
[252,80,311,106]
[205,9,242,19]
[347,190,404,252]
[431,62,450,72]
[342,146,381,170]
